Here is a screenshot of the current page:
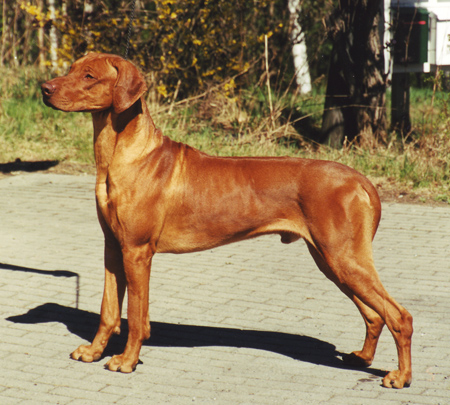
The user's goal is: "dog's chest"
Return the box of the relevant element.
[95,172,141,239]
[95,180,111,221]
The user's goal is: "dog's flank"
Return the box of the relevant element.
[41,52,412,388]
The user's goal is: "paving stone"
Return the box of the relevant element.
[1,172,449,404]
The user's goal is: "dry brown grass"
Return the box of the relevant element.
[1,68,449,204]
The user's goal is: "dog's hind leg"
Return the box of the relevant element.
[306,243,384,367]
[305,241,413,388]
[343,296,385,367]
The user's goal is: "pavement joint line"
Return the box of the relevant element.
[1,172,449,404]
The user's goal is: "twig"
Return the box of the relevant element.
[155,58,260,114]
[431,66,440,109]
[169,79,181,115]
[265,35,275,131]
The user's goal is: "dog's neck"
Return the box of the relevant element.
[92,98,162,183]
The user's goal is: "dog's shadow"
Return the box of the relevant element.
[0,159,59,174]
[7,302,386,378]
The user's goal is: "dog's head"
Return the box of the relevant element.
[41,53,148,114]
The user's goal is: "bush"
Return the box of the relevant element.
[17,0,333,101]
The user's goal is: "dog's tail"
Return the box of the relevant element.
[359,176,382,241]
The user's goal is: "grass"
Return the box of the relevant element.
[1,66,450,204]
[0,67,93,164]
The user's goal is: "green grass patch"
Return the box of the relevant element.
[0,67,93,164]
[1,67,449,204]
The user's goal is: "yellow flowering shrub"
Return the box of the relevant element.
[19,0,295,99]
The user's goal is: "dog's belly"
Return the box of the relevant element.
[154,217,306,254]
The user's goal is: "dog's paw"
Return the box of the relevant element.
[342,351,373,367]
[71,344,103,363]
[105,354,137,373]
[382,370,412,389]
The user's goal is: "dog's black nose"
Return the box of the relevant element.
[41,82,56,96]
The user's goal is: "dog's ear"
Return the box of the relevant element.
[110,57,148,114]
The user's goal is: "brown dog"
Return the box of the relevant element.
[41,53,412,388]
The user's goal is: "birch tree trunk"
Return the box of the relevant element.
[61,0,69,71]
[288,0,312,94]
[38,0,46,71]
[48,0,58,72]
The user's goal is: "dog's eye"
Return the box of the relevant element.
[85,74,95,80]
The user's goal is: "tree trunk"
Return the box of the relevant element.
[12,1,19,67]
[321,0,386,147]
[22,4,33,66]
[288,0,312,95]
[391,72,411,135]
[48,0,58,72]
[38,0,46,72]
[0,0,7,67]
[80,0,95,54]
[61,0,69,71]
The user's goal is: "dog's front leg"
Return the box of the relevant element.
[105,244,152,373]
[71,236,126,363]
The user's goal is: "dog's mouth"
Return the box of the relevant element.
[41,94,54,107]
[41,87,75,112]
[41,95,64,111]
[41,82,64,110]
[41,84,55,107]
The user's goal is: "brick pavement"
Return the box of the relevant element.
[0,172,449,404]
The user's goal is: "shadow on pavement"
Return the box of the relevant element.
[0,263,80,308]
[0,262,78,278]
[7,302,386,378]
[0,159,59,174]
